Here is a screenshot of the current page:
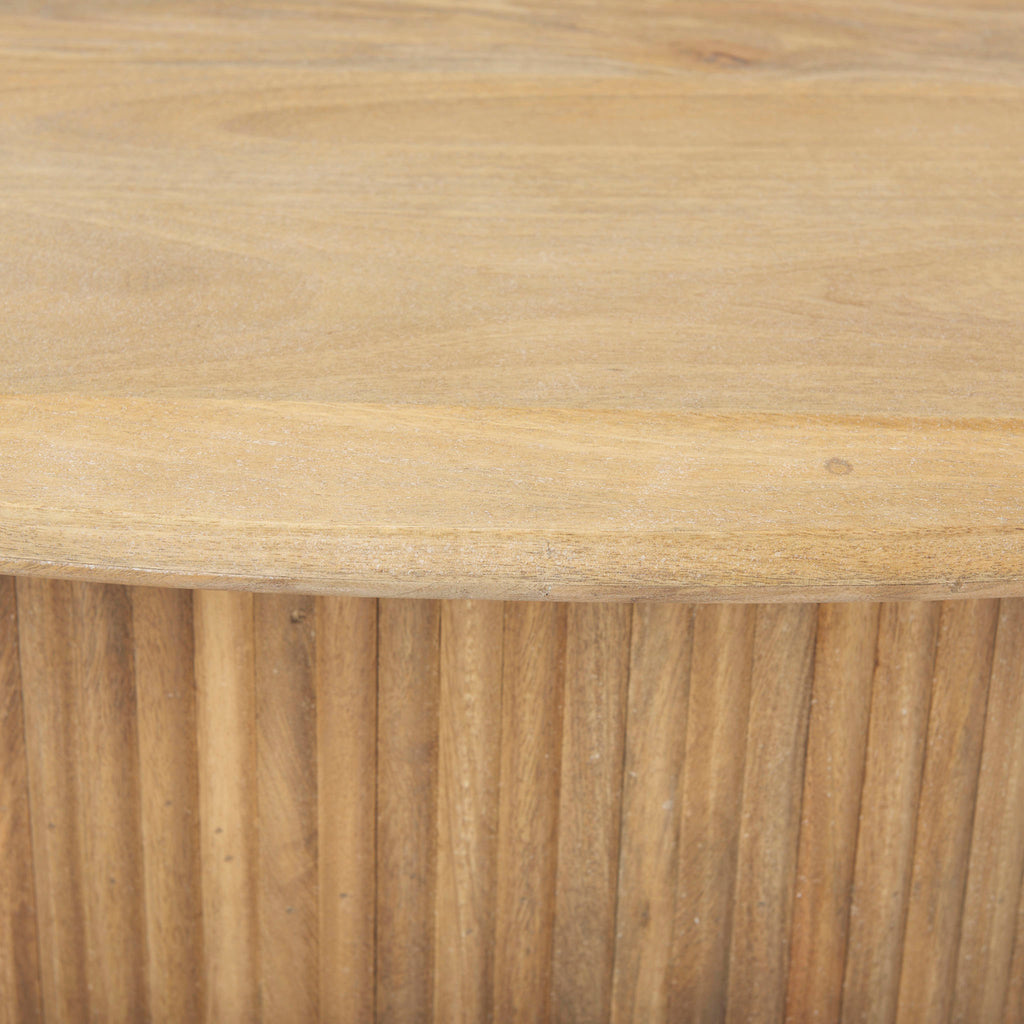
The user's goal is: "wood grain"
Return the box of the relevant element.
[376,599,441,1024]
[1004,880,1024,1024]
[494,602,566,1023]
[840,601,942,1023]
[785,603,879,1023]
[72,583,147,1022]
[953,599,1024,1021]
[725,604,817,1023]
[255,594,319,1023]
[0,577,41,1023]
[434,600,503,1024]
[668,604,757,1024]
[6,579,1024,1022]
[316,596,377,1024]
[895,599,999,1022]
[16,579,89,1020]
[194,590,260,1022]
[552,603,632,1023]
[132,586,203,1022]
[1,3,1024,601]
[611,604,693,1024]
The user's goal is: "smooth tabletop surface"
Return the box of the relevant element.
[2,1,1023,600]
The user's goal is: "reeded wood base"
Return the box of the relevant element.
[2,579,1023,1022]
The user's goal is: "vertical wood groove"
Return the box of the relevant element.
[668,603,757,1024]
[725,603,818,1024]
[317,596,377,1024]
[952,598,1024,1022]
[895,600,998,1023]
[1003,859,1024,1023]
[834,609,884,993]
[841,601,941,1024]
[53,582,149,1023]
[4,582,1024,1023]
[133,586,202,1023]
[195,589,260,1022]
[606,603,638,1022]
[885,607,941,1018]
[0,577,43,1023]
[494,602,566,1023]
[376,599,441,1024]
[785,603,880,1023]
[434,600,503,1024]
[255,593,319,1023]
[552,603,632,1023]
[16,578,88,1021]
[15,582,46,1023]
[374,596,380,1024]
[611,603,694,1024]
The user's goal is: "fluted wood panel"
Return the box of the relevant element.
[0,577,41,1023]
[2,579,1024,1022]
[132,586,202,1021]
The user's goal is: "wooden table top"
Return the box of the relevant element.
[1,1,1022,601]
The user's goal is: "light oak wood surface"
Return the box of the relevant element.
[2,1,1023,601]
[3,579,1024,1022]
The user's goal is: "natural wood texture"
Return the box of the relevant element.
[72,582,147,1021]
[953,599,1024,1022]
[316,596,377,1024]
[376,599,441,1024]
[668,604,756,1023]
[786,603,879,1023]
[132,586,203,1022]
[2,3,1024,602]
[15,579,88,1021]
[896,599,998,1022]
[611,604,693,1024]
[494,602,566,1022]
[841,601,942,1023]
[725,604,817,1022]
[194,590,259,1021]
[552,603,632,1023]
[6,579,1024,1022]
[255,594,319,1023]
[435,600,503,1024]
[0,577,41,1023]
[1006,882,1024,1024]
